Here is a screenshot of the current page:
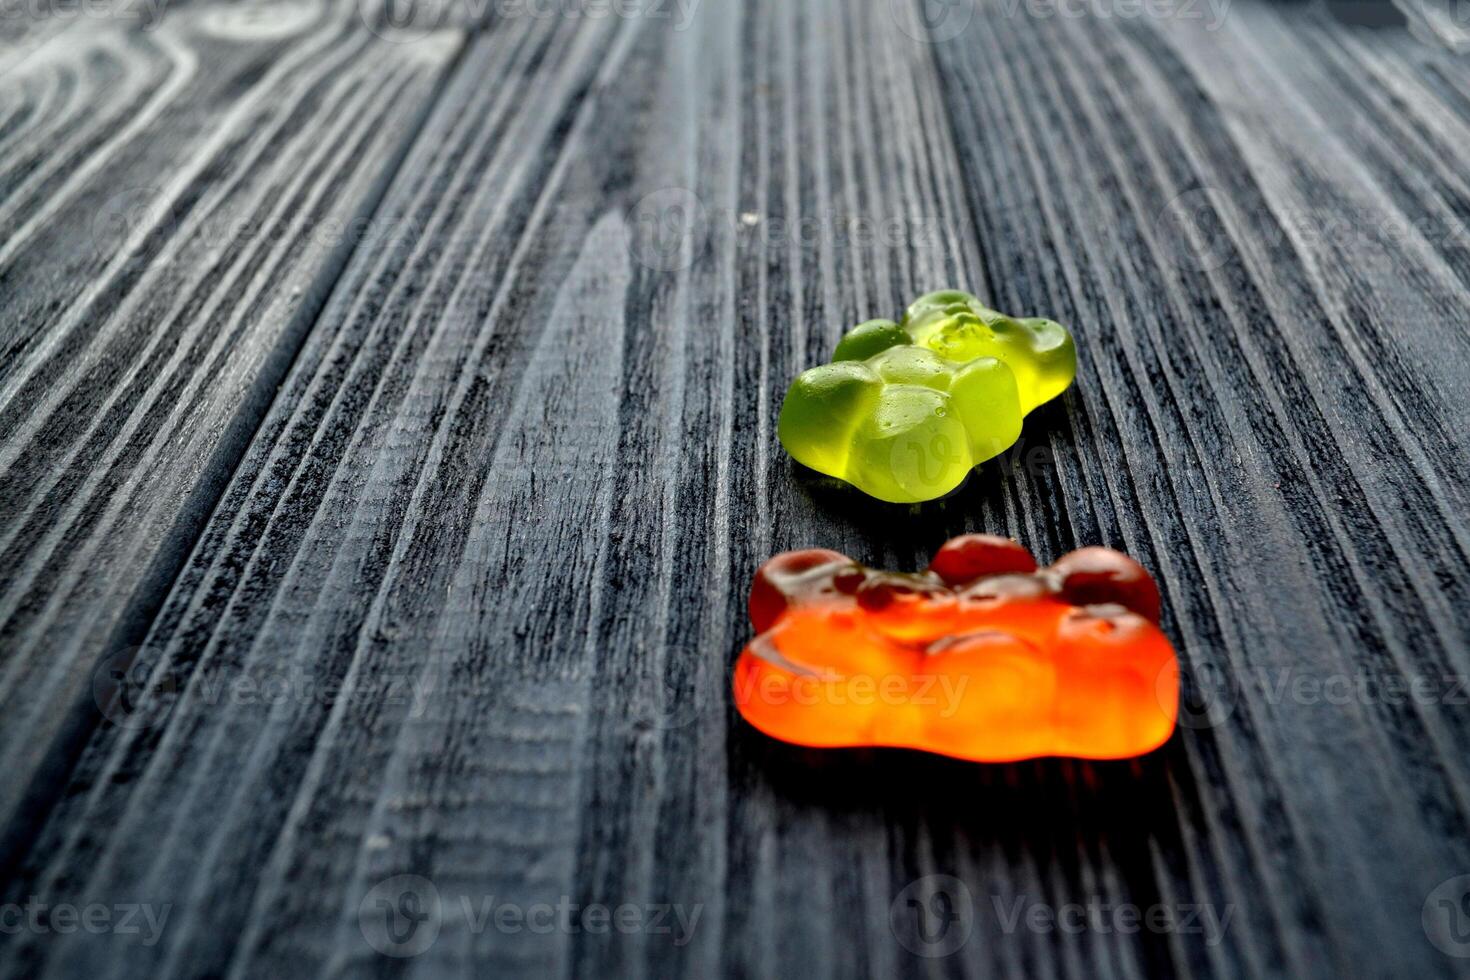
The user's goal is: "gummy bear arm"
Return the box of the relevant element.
[947,358,1023,463]
[777,362,882,479]
[1015,317,1078,408]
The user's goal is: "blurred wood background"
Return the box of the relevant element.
[2,0,1469,976]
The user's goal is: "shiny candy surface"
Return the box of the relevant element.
[777,290,1076,502]
[733,535,1178,762]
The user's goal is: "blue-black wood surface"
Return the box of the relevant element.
[2,0,1469,976]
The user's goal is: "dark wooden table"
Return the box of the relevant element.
[2,0,1469,976]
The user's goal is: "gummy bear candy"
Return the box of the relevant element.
[732,535,1178,762]
[778,290,1076,502]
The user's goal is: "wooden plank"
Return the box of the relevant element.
[4,2,1470,979]
[4,8,647,978]
[0,5,462,874]
[930,2,1470,976]
[2,2,1001,976]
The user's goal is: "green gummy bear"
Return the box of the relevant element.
[778,290,1076,503]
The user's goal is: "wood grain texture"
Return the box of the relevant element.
[2,0,1470,978]
[0,2,462,874]
[927,2,1470,974]
[1392,0,1470,51]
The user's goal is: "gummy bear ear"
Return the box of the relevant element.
[928,534,1038,585]
[832,319,908,361]
[902,290,985,325]
[749,549,852,633]
[1047,547,1162,623]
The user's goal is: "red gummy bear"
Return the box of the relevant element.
[733,535,1178,761]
